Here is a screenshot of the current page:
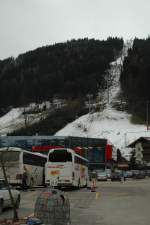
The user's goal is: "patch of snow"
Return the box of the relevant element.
[0,99,65,135]
[0,107,42,135]
[0,108,23,126]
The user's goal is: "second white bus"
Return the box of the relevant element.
[45,148,89,188]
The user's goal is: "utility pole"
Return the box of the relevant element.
[146,100,149,131]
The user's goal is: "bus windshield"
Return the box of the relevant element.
[0,151,20,162]
[48,150,72,162]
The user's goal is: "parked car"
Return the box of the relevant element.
[126,170,133,178]
[96,170,107,181]
[111,172,121,181]
[106,169,112,179]
[135,171,146,179]
[145,170,150,177]
[131,170,140,177]
[0,179,20,213]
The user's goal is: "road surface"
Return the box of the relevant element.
[1,179,150,225]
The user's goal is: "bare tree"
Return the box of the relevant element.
[0,149,19,222]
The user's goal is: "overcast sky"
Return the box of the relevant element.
[0,0,150,59]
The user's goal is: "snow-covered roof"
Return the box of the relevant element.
[128,137,150,148]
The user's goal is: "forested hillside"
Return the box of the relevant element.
[0,37,123,135]
[120,37,150,122]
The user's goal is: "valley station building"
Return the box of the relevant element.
[0,135,117,170]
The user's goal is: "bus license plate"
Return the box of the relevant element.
[50,170,59,175]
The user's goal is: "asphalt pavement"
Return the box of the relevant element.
[1,179,150,225]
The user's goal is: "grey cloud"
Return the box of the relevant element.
[0,0,150,59]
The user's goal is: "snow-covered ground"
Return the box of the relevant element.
[0,107,43,134]
[55,106,150,159]
[0,101,57,135]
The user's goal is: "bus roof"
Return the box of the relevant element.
[0,147,47,158]
[48,148,88,162]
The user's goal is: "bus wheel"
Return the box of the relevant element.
[30,177,34,188]
[0,199,3,214]
[85,179,88,188]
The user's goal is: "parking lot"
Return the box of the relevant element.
[1,178,150,225]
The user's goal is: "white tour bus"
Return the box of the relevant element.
[0,147,47,187]
[45,148,89,188]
